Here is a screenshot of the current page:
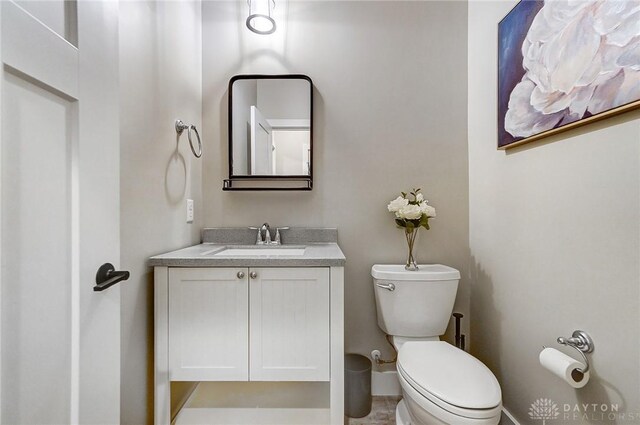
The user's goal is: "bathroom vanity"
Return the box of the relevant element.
[150,228,345,425]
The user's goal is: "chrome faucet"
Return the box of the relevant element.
[260,223,272,244]
[249,223,272,244]
[249,223,289,245]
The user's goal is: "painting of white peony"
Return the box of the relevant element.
[498,0,640,148]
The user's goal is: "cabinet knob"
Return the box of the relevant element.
[237,271,245,279]
[249,271,258,279]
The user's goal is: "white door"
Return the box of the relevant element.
[250,105,273,175]
[0,2,120,424]
[249,267,330,381]
[168,268,249,381]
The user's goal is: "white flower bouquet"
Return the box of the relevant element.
[387,188,436,270]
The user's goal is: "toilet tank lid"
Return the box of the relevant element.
[371,264,460,281]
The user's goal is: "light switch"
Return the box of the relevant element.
[186,199,194,223]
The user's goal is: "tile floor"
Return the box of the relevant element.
[347,397,511,425]
[347,396,401,425]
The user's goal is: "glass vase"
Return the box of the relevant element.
[405,227,419,271]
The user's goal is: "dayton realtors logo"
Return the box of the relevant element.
[562,402,640,422]
[529,398,560,424]
[530,398,639,422]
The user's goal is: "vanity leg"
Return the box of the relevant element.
[330,267,345,425]
[154,266,171,425]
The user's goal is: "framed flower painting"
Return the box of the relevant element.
[498,0,640,149]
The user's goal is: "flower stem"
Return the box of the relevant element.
[405,228,418,270]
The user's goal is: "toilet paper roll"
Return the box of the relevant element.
[539,347,590,388]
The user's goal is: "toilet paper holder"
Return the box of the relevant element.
[545,330,594,374]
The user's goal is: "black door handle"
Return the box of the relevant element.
[94,263,130,292]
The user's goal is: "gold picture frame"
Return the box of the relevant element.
[497,0,640,150]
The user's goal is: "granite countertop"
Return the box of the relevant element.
[148,227,346,267]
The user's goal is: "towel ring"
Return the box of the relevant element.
[175,120,202,158]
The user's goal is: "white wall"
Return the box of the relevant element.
[468,2,640,423]
[202,1,469,361]
[119,2,202,424]
[257,79,310,120]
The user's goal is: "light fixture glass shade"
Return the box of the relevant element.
[246,0,276,35]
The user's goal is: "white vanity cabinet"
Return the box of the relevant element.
[154,260,344,425]
[167,267,330,382]
[249,267,330,381]
[168,268,249,381]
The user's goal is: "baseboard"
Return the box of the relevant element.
[372,370,401,396]
[501,407,520,425]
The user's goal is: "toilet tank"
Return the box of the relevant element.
[372,264,460,338]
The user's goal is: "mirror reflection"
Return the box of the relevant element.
[230,76,311,176]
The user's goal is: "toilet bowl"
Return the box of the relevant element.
[371,264,502,425]
[396,341,501,425]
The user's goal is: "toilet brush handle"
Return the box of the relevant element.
[453,312,464,349]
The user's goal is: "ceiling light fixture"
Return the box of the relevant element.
[246,0,276,35]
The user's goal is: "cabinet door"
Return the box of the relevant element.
[250,267,330,381]
[168,268,249,381]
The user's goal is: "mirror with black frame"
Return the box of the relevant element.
[226,75,312,190]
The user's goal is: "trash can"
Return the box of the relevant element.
[345,353,372,418]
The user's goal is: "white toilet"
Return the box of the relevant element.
[372,264,502,425]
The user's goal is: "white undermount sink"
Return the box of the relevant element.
[203,246,307,257]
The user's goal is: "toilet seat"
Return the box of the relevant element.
[397,341,501,420]
[397,371,501,425]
